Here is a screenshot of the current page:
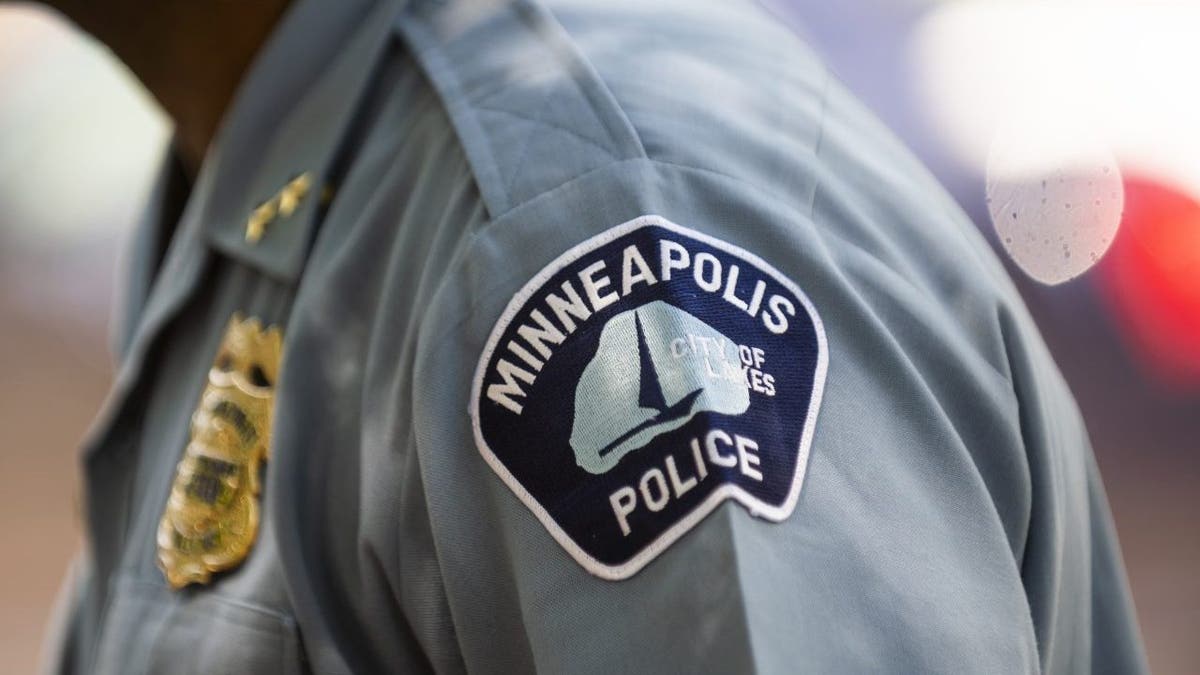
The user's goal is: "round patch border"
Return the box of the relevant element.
[469,214,828,579]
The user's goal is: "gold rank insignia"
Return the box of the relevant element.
[157,313,283,589]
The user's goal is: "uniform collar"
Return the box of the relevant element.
[197,0,404,282]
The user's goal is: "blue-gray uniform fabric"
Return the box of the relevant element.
[46,0,1147,672]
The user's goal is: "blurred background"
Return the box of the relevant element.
[0,1,1196,672]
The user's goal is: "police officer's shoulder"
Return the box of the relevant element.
[397,0,1046,581]
[560,0,1023,374]
[401,0,1019,367]
[440,4,981,257]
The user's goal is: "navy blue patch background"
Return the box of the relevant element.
[478,224,821,567]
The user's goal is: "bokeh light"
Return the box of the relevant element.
[986,118,1123,285]
[1098,177,1200,387]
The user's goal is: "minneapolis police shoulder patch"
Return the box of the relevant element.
[470,215,827,579]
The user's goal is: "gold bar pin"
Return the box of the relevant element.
[245,172,314,243]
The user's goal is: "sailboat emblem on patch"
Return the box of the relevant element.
[471,215,827,579]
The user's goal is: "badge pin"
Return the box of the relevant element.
[157,313,283,588]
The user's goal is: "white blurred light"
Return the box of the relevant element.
[0,5,170,245]
[986,116,1123,284]
[913,0,1200,205]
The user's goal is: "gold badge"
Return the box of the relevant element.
[157,313,283,588]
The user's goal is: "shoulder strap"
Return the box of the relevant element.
[396,0,646,218]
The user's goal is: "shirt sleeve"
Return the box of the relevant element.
[360,159,1143,672]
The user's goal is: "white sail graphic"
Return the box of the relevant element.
[570,301,750,474]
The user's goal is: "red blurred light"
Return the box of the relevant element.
[1096,176,1200,387]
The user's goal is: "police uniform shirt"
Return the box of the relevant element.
[48,0,1147,673]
